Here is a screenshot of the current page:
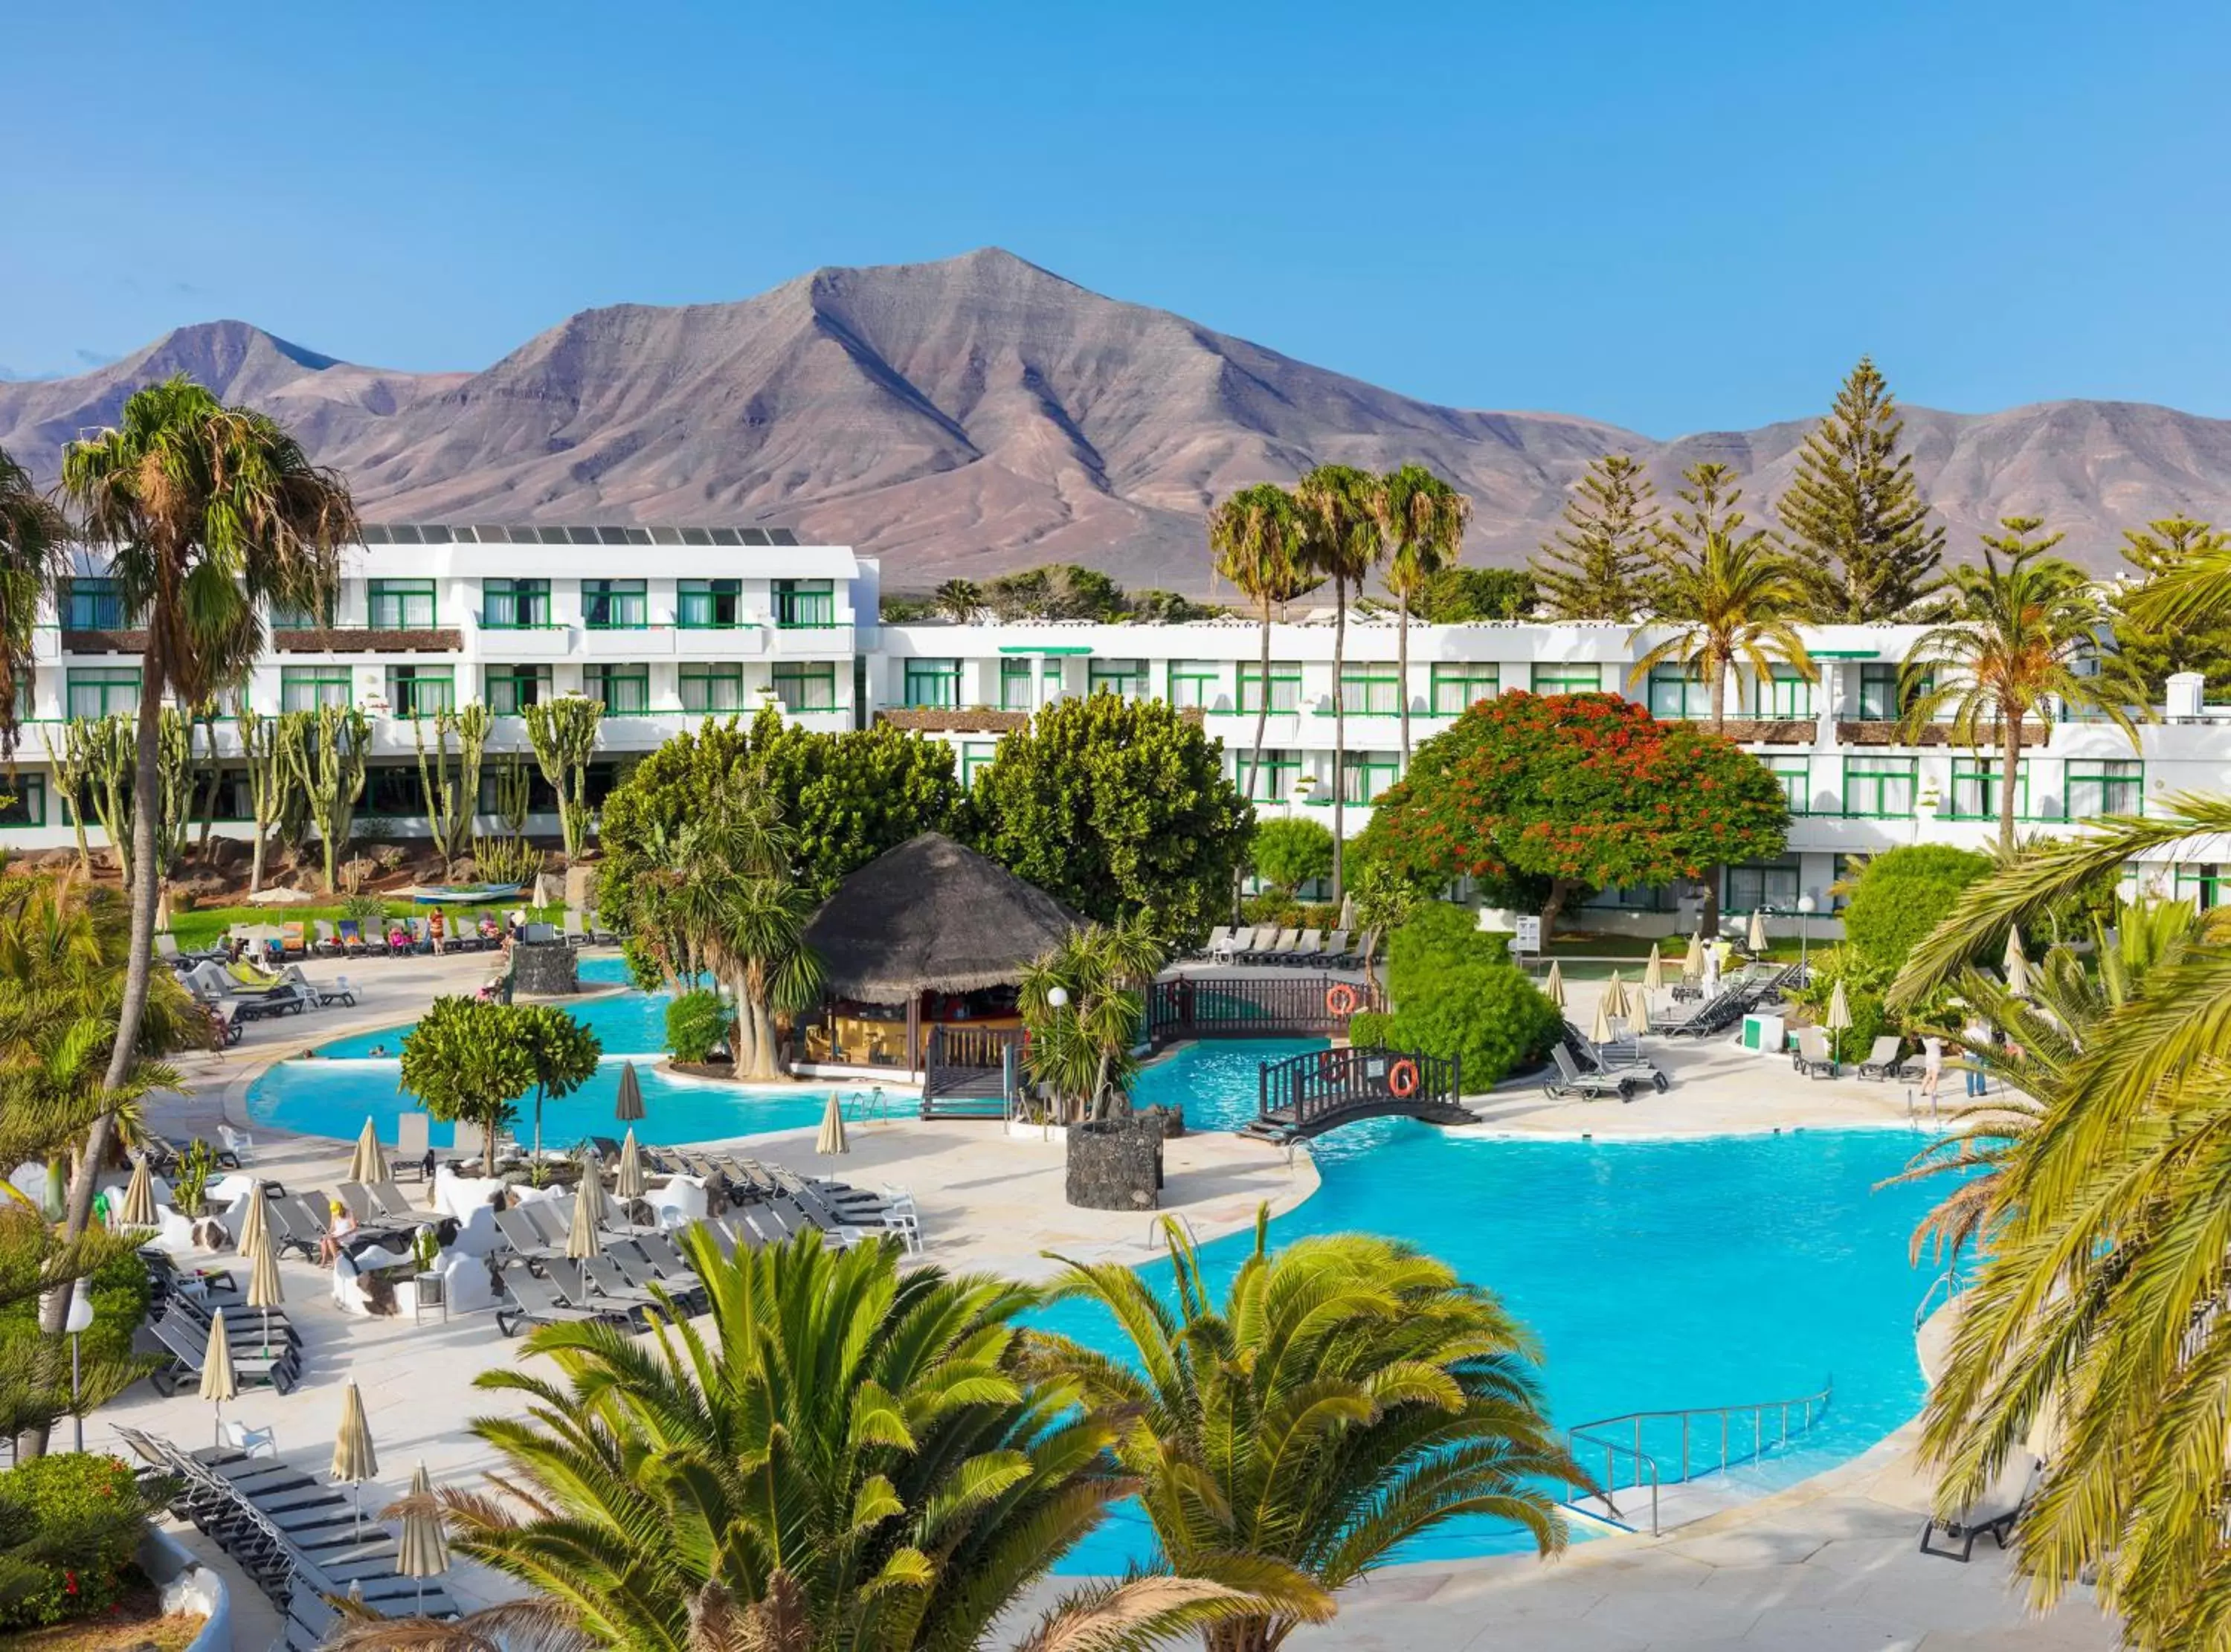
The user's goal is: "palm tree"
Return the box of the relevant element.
[57,376,353,1257]
[1017,916,1168,1123]
[1626,462,1812,935]
[0,445,68,758]
[1898,520,2144,854]
[1034,1210,1584,1652]
[381,1227,1272,1652]
[1885,813,2231,1643]
[1295,465,1385,901]
[1208,485,1319,807]
[933,578,981,623]
[1377,465,1472,766]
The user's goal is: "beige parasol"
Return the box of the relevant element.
[331,1379,379,1535]
[1826,978,1853,1061]
[391,1460,449,1612]
[1601,972,1631,1020]
[565,1184,605,1261]
[1635,991,1653,1035]
[1643,943,1664,993]
[1591,996,1615,1046]
[614,1061,646,1123]
[1543,961,1565,1010]
[238,1186,266,1254]
[117,1158,158,1228]
[346,1119,384,1187]
[247,885,315,906]
[1683,930,1705,981]
[199,1309,236,1448]
[154,885,174,935]
[2003,928,2030,997]
[816,1092,849,1157]
[1747,906,1769,953]
[245,1222,283,1358]
[614,1129,648,1221]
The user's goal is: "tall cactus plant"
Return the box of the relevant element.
[413,702,492,872]
[237,708,295,894]
[282,704,371,894]
[74,714,137,885]
[522,694,602,860]
[155,706,196,875]
[42,724,94,878]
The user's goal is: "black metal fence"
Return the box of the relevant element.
[1145,973,1371,1050]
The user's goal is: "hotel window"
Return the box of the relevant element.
[678,662,743,712]
[481,578,550,628]
[772,578,835,628]
[2066,759,2143,819]
[1531,662,1600,695]
[1339,752,1401,804]
[0,775,45,829]
[1429,662,1498,715]
[772,661,837,712]
[65,668,140,718]
[1087,657,1148,700]
[904,658,962,709]
[2174,865,2227,910]
[1167,660,1220,710]
[1647,667,1714,720]
[1750,665,1814,720]
[582,663,650,714]
[1770,761,1812,816]
[62,578,125,630]
[1338,664,1402,715]
[280,666,353,714]
[484,665,551,715]
[677,579,743,629]
[1725,856,1801,914]
[582,579,646,630]
[999,658,1035,711]
[385,665,454,717]
[1040,658,1068,697]
[1237,661,1303,714]
[1951,758,2029,821]
[1856,664,1901,722]
[1842,756,1916,817]
[367,579,437,628]
[961,741,998,788]
[270,592,335,630]
[1234,749,1301,802]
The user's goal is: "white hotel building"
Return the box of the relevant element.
[9,523,2226,926]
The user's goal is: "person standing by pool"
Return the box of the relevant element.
[1960,1016,1991,1097]
[1920,1032,1944,1108]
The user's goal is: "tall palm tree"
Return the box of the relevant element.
[1626,462,1812,935]
[1886,812,2231,1644]
[57,375,353,1256]
[1377,465,1472,766]
[1034,1210,1583,1652]
[0,445,68,757]
[1208,485,1319,806]
[1294,465,1385,901]
[1898,520,2143,854]
[382,1227,1272,1652]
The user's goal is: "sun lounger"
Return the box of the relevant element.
[367,1178,423,1222]
[495,1265,631,1337]
[389,1112,431,1181]
[317,974,358,1007]
[543,1257,654,1326]
[1920,1455,2041,1561]
[1566,1026,1668,1088]
[492,1205,561,1262]
[1856,1035,1905,1081]
[1546,1044,1649,1102]
[1793,1027,1839,1079]
[147,1307,299,1395]
[218,1124,257,1164]
[582,1255,667,1310]
[1203,925,1237,963]
[335,918,367,955]
[1289,930,1324,964]
[518,1196,574,1246]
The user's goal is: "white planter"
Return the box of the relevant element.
[1003,1118,1067,1145]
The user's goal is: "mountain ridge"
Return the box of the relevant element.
[4,248,2227,590]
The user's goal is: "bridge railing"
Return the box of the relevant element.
[1258,1044,1460,1133]
[1145,972,1369,1049]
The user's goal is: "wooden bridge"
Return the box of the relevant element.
[1237,1044,1473,1145]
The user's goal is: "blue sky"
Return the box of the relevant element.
[4,1,2225,435]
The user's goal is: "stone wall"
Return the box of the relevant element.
[510,942,579,998]
[1065,1117,1163,1211]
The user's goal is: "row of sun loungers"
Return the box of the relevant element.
[1545,1033,1670,1103]
[1203,926,1377,967]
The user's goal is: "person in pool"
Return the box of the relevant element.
[367,1042,387,1057]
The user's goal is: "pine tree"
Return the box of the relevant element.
[1531,454,1661,619]
[2111,516,2231,697]
[1777,356,1947,621]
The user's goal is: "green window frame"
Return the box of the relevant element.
[1842,756,1916,818]
[772,579,836,628]
[582,579,646,630]
[1237,661,1303,714]
[678,663,743,712]
[1234,749,1301,802]
[2173,865,2227,910]
[904,659,961,709]
[1167,660,1220,710]
[66,668,141,717]
[280,665,353,713]
[1770,760,1812,816]
[1751,665,1814,719]
[62,579,124,630]
[677,579,743,629]
[1725,857,1800,914]
[1531,663,1601,695]
[1337,665,1402,715]
[385,665,454,717]
[961,741,998,788]
[1429,662,1498,715]
[1339,752,1402,804]
[367,579,437,628]
[1647,667,1714,720]
[1950,758,2029,821]
[2066,759,2143,819]
[484,665,550,715]
[772,661,837,712]
[1087,658,1148,700]
[481,578,551,628]
[582,663,650,714]
[1855,664,1901,722]
[999,658,1035,711]
[0,774,45,829]
[1040,659,1068,697]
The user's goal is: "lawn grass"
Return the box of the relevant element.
[170,900,564,952]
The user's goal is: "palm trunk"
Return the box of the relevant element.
[748,1002,780,1081]
[730,979,756,1080]
[1246,593,1272,803]
[1207,1616,1283,1652]
[1331,575,1348,903]
[1397,589,1413,768]
[1702,651,1728,939]
[1999,717,2022,856]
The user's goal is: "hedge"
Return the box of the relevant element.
[1841,846,1995,973]
[1351,906,1558,1091]
[0,1453,149,1627]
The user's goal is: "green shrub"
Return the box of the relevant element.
[0,1251,151,1377]
[0,1453,151,1627]
[1842,845,1995,972]
[666,990,734,1064]
[1250,818,1335,895]
[1786,946,1898,1062]
[1352,961,1559,1090]
[1386,903,1509,1000]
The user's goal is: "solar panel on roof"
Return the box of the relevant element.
[567,526,599,545]
[536,526,569,546]
[680,528,713,546]
[389,525,423,544]
[419,525,454,543]
[358,524,393,545]
[624,527,652,545]
[473,525,511,543]
[738,528,770,546]
[596,526,630,544]
[767,529,799,546]
[709,528,741,546]
[450,526,479,543]
[649,527,683,546]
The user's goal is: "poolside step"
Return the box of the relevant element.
[917,1094,1008,1120]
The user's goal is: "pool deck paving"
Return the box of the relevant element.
[124,950,2111,1649]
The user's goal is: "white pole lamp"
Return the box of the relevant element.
[1797,893,1818,980]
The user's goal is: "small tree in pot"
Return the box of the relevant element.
[1018,917,1166,1125]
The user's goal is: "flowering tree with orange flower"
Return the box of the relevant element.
[1356,691,1789,937]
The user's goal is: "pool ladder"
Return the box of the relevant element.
[1565,1378,1833,1536]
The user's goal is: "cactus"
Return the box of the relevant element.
[413,702,492,871]
[282,704,371,894]
[522,694,602,859]
[237,707,294,894]
[42,724,94,878]
[71,715,137,885]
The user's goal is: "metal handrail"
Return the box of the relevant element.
[1913,1265,1966,1332]
[1567,1378,1833,1535]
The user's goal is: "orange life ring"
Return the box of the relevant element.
[1325,984,1360,1016]
[1388,1058,1420,1098]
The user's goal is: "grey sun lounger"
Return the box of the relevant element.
[495,1265,633,1338]
[1546,1045,1650,1102]
[518,1196,575,1246]
[493,1205,562,1261]
[1920,1455,2041,1561]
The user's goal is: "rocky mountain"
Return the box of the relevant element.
[6,248,2230,591]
